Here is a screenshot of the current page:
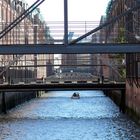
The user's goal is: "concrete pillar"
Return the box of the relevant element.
[120,89,126,113]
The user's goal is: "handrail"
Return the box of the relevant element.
[0,55,22,77]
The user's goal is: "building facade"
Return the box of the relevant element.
[98,16,110,80]
[0,0,54,83]
[106,0,140,119]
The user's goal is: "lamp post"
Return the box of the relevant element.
[34,24,38,80]
[2,20,5,44]
[59,69,62,79]
[64,0,68,46]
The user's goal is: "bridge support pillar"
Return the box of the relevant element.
[120,89,126,113]
[1,92,7,114]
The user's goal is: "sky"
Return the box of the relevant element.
[28,0,110,21]
[28,0,110,60]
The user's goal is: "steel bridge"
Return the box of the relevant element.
[0,0,140,92]
[0,83,125,92]
[0,0,140,53]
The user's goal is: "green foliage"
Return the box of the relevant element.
[119,66,126,81]
[116,28,126,43]
[113,53,126,80]
[105,0,126,80]
[106,0,114,17]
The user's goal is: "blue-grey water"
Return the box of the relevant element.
[0,90,140,140]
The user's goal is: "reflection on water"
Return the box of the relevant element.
[0,90,140,140]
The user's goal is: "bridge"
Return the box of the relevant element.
[0,43,139,54]
[0,0,138,91]
[0,0,134,91]
[0,0,139,115]
[0,70,125,91]
[0,83,125,92]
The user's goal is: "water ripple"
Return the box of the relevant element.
[0,90,140,140]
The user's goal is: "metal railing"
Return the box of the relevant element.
[0,21,140,45]
[0,54,125,85]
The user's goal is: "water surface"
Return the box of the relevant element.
[0,90,140,140]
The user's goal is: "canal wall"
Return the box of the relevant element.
[104,90,121,106]
[125,80,140,124]
[0,91,39,114]
[104,89,125,113]
[104,80,140,125]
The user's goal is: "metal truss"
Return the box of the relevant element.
[0,0,45,39]
[70,4,140,44]
[0,1,139,54]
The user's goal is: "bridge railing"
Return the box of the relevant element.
[0,20,139,45]
[0,54,125,84]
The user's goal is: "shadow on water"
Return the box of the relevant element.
[44,90,105,97]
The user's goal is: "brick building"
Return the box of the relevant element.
[98,16,110,80]
[0,0,54,82]
[106,0,140,119]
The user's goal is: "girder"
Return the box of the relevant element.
[0,83,125,92]
[8,64,125,68]
[0,43,139,54]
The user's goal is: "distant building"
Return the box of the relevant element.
[98,16,110,79]
[90,16,111,79]
[61,54,77,73]
[91,32,100,76]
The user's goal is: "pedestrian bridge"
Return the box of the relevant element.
[0,0,139,93]
[0,82,125,92]
[0,72,125,92]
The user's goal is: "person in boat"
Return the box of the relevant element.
[77,93,80,98]
[73,92,77,97]
[71,92,80,98]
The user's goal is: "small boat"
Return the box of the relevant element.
[71,92,80,99]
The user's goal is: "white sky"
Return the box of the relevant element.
[28,0,110,61]
[28,0,110,21]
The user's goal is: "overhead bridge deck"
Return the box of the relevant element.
[0,83,125,92]
[0,43,139,54]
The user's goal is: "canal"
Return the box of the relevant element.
[0,90,140,140]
